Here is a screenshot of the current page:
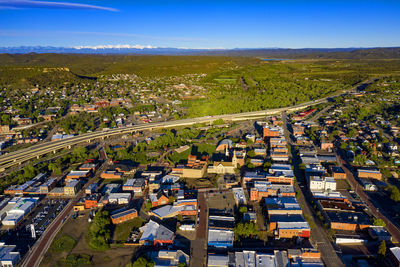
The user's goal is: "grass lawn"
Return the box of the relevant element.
[50,235,77,253]
[56,254,91,267]
[113,217,145,243]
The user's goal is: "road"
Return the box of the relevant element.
[190,192,208,267]
[336,149,400,243]
[0,78,375,172]
[20,162,108,267]
[308,105,333,122]
[282,112,344,267]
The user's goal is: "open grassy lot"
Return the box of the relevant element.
[40,211,139,267]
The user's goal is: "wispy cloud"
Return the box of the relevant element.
[0,0,118,11]
[0,29,210,43]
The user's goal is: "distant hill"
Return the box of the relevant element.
[0,46,400,59]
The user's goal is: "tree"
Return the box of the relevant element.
[234,222,258,241]
[247,163,255,169]
[239,206,248,213]
[23,165,36,180]
[378,240,387,258]
[72,146,88,161]
[168,196,176,203]
[247,150,256,158]
[130,257,154,267]
[88,210,111,251]
[388,186,400,202]
[373,218,386,227]
[48,162,62,175]
[176,214,183,222]
[145,200,153,211]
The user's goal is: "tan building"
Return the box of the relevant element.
[0,125,10,134]
[64,180,81,196]
[208,162,235,174]
[358,168,382,180]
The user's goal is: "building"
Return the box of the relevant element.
[102,183,121,195]
[64,180,81,196]
[100,171,123,179]
[1,197,39,226]
[292,125,305,136]
[139,220,175,246]
[110,208,138,224]
[171,154,208,178]
[320,139,334,151]
[4,173,47,195]
[309,176,337,191]
[39,178,57,194]
[207,254,229,267]
[207,161,235,174]
[270,152,289,162]
[390,247,400,267]
[85,183,98,195]
[208,229,234,248]
[235,250,290,267]
[84,194,101,209]
[150,191,169,207]
[250,181,295,201]
[358,168,382,180]
[216,139,233,151]
[65,170,90,181]
[152,199,197,219]
[263,126,282,138]
[330,166,346,179]
[107,193,131,205]
[368,226,392,242]
[122,179,146,194]
[79,163,98,172]
[325,211,372,231]
[270,137,287,148]
[149,250,190,267]
[232,187,247,206]
[0,243,20,267]
[277,221,310,239]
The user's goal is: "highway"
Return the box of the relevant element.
[0,78,374,172]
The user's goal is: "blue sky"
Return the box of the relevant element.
[0,0,399,48]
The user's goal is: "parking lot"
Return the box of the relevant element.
[0,198,69,257]
[24,199,69,237]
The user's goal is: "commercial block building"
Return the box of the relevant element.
[64,180,81,196]
[325,211,372,231]
[110,208,138,224]
[330,166,346,179]
[357,168,382,180]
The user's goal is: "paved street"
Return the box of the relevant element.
[190,192,208,267]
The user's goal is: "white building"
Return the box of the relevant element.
[309,176,336,191]
[107,193,131,205]
[232,187,247,206]
[1,197,39,226]
[0,243,20,266]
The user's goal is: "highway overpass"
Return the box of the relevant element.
[0,77,372,172]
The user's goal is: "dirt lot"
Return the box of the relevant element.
[184,177,215,189]
[40,210,137,267]
[335,179,351,190]
[207,190,236,213]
